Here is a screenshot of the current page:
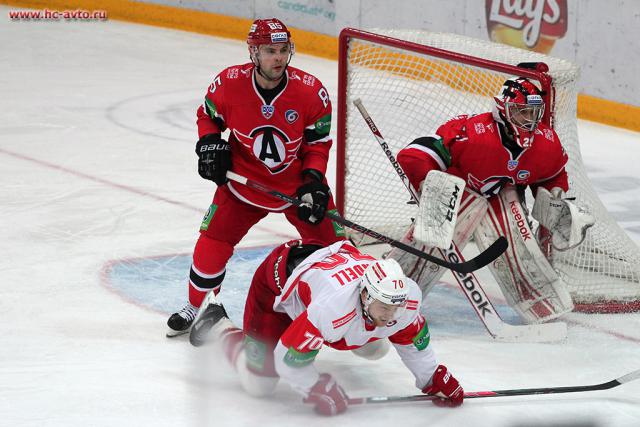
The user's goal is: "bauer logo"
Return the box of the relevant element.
[485,0,568,54]
[270,32,288,43]
[285,109,299,124]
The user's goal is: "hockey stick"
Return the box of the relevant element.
[347,368,640,405]
[353,98,566,342]
[225,171,505,274]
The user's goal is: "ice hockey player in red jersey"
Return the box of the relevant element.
[399,76,568,200]
[389,76,593,324]
[189,239,464,416]
[167,18,345,336]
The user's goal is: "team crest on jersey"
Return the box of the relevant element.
[226,68,239,79]
[234,126,302,174]
[467,173,515,197]
[285,109,299,124]
[517,170,531,181]
[507,159,519,171]
[261,105,275,119]
[303,74,316,86]
[474,122,485,134]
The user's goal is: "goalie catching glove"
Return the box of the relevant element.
[413,170,466,249]
[532,187,595,251]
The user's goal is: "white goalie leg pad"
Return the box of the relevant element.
[387,190,488,294]
[236,351,279,397]
[413,171,466,249]
[532,187,595,251]
[474,186,574,324]
[351,339,390,360]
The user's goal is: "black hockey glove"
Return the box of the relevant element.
[195,134,231,185]
[296,169,330,225]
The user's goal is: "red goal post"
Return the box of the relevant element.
[335,28,640,313]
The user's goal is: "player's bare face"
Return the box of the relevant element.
[367,300,402,327]
[255,43,290,86]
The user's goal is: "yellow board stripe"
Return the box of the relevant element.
[578,95,640,132]
[2,0,637,131]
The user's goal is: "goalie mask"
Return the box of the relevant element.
[247,18,294,80]
[359,259,408,326]
[493,77,545,148]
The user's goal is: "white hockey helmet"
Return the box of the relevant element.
[360,259,409,306]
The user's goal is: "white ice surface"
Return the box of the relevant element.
[1,9,639,427]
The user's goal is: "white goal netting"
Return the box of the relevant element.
[337,29,640,311]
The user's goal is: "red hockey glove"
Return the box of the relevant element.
[304,373,349,416]
[422,364,464,407]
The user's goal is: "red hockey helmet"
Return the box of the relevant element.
[247,18,292,47]
[493,77,545,145]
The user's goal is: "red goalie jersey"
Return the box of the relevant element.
[398,112,569,197]
[196,64,332,209]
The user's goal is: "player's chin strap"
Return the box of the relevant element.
[360,292,375,325]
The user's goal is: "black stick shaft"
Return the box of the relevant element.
[226,171,504,274]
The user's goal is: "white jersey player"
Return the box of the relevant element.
[189,239,464,415]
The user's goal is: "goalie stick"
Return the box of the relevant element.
[353,98,566,342]
[347,368,640,405]
[225,171,505,274]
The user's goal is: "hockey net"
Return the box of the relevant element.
[336,28,640,313]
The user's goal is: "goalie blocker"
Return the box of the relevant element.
[413,170,466,249]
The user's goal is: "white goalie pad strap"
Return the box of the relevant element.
[387,189,488,295]
[413,171,466,249]
[474,186,574,324]
[532,187,595,251]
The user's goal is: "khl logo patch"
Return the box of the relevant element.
[261,104,275,119]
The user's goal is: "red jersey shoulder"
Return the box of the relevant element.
[211,63,253,88]
[436,114,474,143]
[285,66,331,109]
[286,66,325,92]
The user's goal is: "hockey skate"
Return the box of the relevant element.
[166,303,198,338]
[189,291,231,347]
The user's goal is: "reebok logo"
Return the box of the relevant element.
[446,251,493,318]
[380,140,407,181]
[509,201,532,241]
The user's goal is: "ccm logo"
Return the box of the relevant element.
[445,184,461,222]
